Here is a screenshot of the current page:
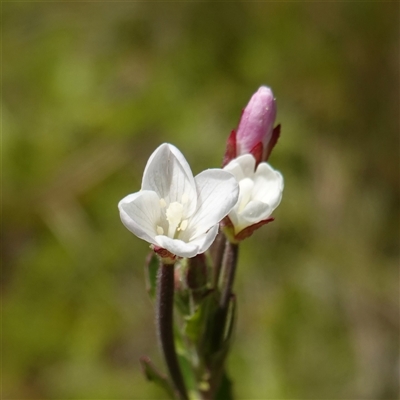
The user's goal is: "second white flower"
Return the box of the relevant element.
[224,154,284,234]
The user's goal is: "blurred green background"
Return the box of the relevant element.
[3,2,399,399]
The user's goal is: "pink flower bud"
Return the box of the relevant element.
[222,86,281,167]
[236,86,277,159]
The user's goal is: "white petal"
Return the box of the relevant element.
[187,169,239,239]
[237,154,256,177]
[224,154,256,180]
[237,178,254,213]
[188,224,219,254]
[252,163,284,209]
[155,235,199,258]
[240,200,272,223]
[141,143,197,216]
[118,190,161,244]
[227,207,240,230]
[224,159,245,181]
[231,200,272,233]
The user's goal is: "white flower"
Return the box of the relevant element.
[119,143,239,258]
[224,154,283,234]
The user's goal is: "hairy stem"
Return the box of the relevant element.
[156,262,188,400]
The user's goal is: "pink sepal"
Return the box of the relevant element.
[235,217,275,241]
[249,141,263,167]
[264,124,281,161]
[222,130,237,167]
[222,216,275,242]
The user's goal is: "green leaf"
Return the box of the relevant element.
[177,352,198,398]
[185,290,218,346]
[184,306,202,342]
[174,289,191,316]
[139,356,175,399]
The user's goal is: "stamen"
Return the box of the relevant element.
[166,202,185,238]
[179,219,188,231]
[156,226,164,235]
[159,198,167,208]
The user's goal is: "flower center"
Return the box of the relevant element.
[158,198,189,239]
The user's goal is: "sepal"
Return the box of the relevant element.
[221,216,275,242]
[264,124,281,161]
[234,217,275,241]
[222,130,237,167]
[249,141,263,166]
[151,245,177,264]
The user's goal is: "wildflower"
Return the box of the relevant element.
[223,154,283,239]
[119,143,239,258]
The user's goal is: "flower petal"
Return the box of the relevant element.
[241,200,272,223]
[187,169,239,239]
[237,154,257,177]
[141,143,197,216]
[233,200,272,233]
[188,224,219,254]
[155,235,199,258]
[223,158,245,181]
[224,154,256,181]
[118,190,160,244]
[252,163,284,209]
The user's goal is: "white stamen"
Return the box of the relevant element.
[156,226,164,235]
[166,202,185,238]
[179,219,188,231]
[159,198,167,208]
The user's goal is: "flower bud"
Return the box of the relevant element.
[236,86,277,159]
[186,253,208,291]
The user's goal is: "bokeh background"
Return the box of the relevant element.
[3,1,399,399]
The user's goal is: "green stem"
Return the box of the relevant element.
[156,262,188,400]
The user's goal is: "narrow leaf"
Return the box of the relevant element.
[139,356,175,399]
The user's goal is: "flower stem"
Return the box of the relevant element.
[211,240,239,351]
[219,241,239,310]
[156,262,188,400]
[211,231,226,289]
[205,241,239,397]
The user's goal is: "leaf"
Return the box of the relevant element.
[139,356,175,399]
[185,290,217,347]
[177,352,198,397]
[184,304,203,342]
